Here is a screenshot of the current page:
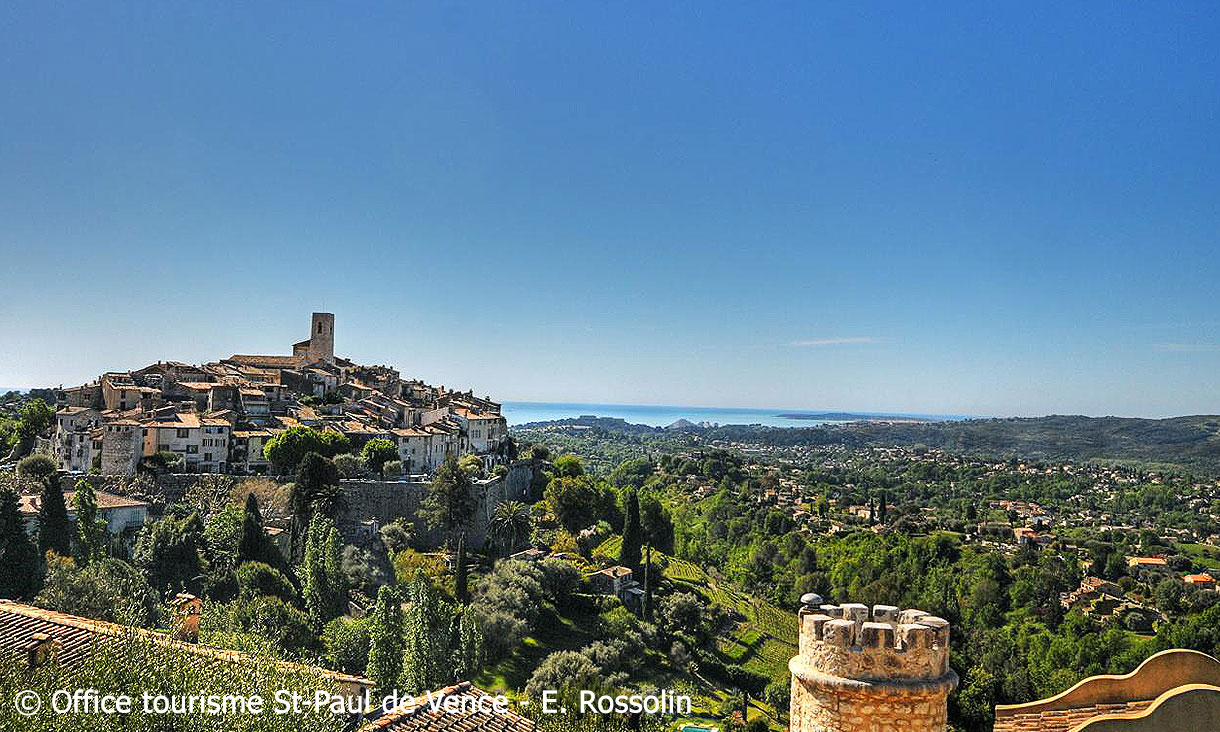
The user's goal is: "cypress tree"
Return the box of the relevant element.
[643,542,653,621]
[37,475,71,557]
[454,533,469,603]
[618,489,642,570]
[878,491,888,524]
[0,488,39,599]
[237,492,265,564]
[72,482,107,564]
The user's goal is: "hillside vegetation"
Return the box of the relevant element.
[705,415,1220,474]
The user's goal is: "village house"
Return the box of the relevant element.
[18,489,149,537]
[52,406,101,472]
[1128,556,1169,570]
[52,313,508,477]
[1184,572,1216,591]
[588,565,644,610]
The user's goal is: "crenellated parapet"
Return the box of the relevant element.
[796,603,951,683]
[789,596,958,732]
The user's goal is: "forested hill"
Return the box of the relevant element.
[706,415,1220,475]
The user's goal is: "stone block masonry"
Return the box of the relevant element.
[789,601,958,732]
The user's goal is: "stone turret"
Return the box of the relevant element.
[789,595,957,732]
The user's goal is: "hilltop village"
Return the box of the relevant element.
[47,313,508,477]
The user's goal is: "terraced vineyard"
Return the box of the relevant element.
[592,538,799,681]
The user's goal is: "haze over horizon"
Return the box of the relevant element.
[1,4,1217,418]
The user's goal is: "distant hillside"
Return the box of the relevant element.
[705,415,1220,474]
[515,415,662,435]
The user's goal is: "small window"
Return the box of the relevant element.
[177,428,190,438]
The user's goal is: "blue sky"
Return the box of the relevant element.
[1,3,1217,417]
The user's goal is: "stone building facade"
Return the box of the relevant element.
[788,600,958,732]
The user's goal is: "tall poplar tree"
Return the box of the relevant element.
[400,569,452,694]
[365,584,405,692]
[302,513,347,630]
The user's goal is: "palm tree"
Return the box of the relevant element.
[488,501,532,556]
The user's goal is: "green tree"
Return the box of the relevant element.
[457,452,484,479]
[264,426,328,473]
[36,475,71,557]
[16,454,56,482]
[640,493,675,555]
[235,561,297,604]
[544,474,612,535]
[302,513,348,630]
[419,456,476,546]
[608,457,654,490]
[318,430,352,458]
[133,509,205,595]
[401,569,454,693]
[365,584,405,692]
[487,500,531,556]
[72,482,108,565]
[618,489,642,570]
[360,438,398,476]
[552,453,584,478]
[290,452,341,558]
[454,532,469,603]
[15,399,53,442]
[36,554,158,626]
[0,488,39,599]
[238,492,267,564]
[323,616,372,676]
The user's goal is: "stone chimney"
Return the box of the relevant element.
[26,631,60,669]
[170,593,202,642]
[789,596,957,732]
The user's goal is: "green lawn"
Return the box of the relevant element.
[1176,542,1220,571]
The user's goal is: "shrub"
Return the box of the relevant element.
[17,454,56,481]
[525,650,601,701]
[236,561,298,604]
[382,460,404,479]
[214,595,318,654]
[333,453,364,479]
[538,557,583,608]
[35,555,158,627]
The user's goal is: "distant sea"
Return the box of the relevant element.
[501,401,968,428]
[0,388,967,428]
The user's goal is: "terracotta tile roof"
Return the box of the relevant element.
[18,490,149,516]
[363,682,534,731]
[176,382,219,390]
[993,701,1152,732]
[0,600,373,689]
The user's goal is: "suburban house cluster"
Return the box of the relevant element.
[49,313,508,477]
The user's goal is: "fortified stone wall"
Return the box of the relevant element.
[333,477,509,548]
[95,473,510,550]
[789,601,958,732]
